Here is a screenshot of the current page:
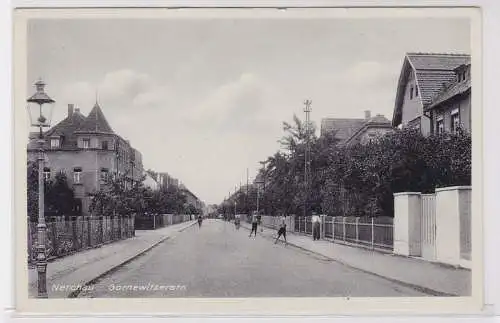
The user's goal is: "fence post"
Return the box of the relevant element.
[131,214,135,236]
[71,216,77,250]
[371,217,375,249]
[87,216,92,247]
[332,217,335,241]
[123,215,127,238]
[343,217,346,241]
[27,217,32,263]
[102,216,106,243]
[111,215,115,241]
[355,217,359,242]
[98,216,103,245]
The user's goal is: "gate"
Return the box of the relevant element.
[421,194,436,260]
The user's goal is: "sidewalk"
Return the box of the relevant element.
[28,221,196,298]
[242,222,471,296]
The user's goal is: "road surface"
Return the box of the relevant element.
[78,219,428,298]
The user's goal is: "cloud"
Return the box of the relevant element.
[99,69,153,103]
[58,69,180,125]
[344,61,384,84]
[187,72,281,135]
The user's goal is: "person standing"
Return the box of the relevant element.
[197,214,203,228]
[249,212,258,237]
[312,213,321,240]
[235,213,241,230]
[274,214,288,245]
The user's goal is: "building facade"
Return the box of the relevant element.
[392,52,471,135]
[320,110,393,145]
[27,102,144,216]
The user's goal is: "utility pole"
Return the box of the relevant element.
[303,99,312,218]
[246,168,249,215]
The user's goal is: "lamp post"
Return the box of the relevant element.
[27,79,55,298]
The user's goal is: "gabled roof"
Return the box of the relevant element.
[320,118,366,143]
[366,114,391,125]
[40,109,87,149]
[392,53,471,126]
[344,115,393,145]
[75,102,114,134]
[428,77,471,109]
[406,53,470,71]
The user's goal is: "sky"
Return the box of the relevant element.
[27,17,470,205]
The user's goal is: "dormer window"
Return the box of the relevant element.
[43,167,51,181]
[73,167,82,184]
[50,138,60,148]
[100,168,109,184]
[82,138,90,149]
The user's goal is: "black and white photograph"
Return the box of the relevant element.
[12,6,483,315]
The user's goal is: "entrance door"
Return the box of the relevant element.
[421,194,436,260]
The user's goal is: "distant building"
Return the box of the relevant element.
[143,171,159,191]
[27,102,144,216]
[320,110,393,146]
[154,172,180,190]
[182,188,202,211]
[392,52,471,135]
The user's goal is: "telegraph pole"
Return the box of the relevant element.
[303,99,312,218]
[246,168,249,215]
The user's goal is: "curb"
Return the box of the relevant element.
[67,221,197,298]
[240,223,457,297]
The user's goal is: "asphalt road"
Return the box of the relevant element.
[78,219,428,298]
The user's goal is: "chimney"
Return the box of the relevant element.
[364,110,371,120]
[68,104,74,117]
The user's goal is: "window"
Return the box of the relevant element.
[73,167,82,184]
[82,139,90,149]
[410,86,413,99]
[43,167,51,181]
[101,140,108,150]
[415,86,419,97]
[436,116,444,134]
[100,168,109,184]
[451,108,460,134]
[50,138,60,148]
[74,198,82,216]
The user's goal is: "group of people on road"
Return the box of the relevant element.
[245,211,288,245]
[219,210,324,245]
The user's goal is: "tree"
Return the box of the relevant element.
[27,161,77,221]
[45,171,76,218]
[88,171,149,217]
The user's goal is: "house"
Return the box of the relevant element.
[182,187,203,211]
[27,102,144,216]
[392,52,471,135]
[153,172,180,189]
[320,110,393,146]
[143,171,159,191]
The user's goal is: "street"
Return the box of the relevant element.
[78,219,428,298]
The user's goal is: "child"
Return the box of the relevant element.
[274,215,287,245]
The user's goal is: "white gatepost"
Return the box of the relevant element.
[393,192,422,257]
[435,186,471,266]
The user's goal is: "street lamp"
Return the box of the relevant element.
[26,79,55,298]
